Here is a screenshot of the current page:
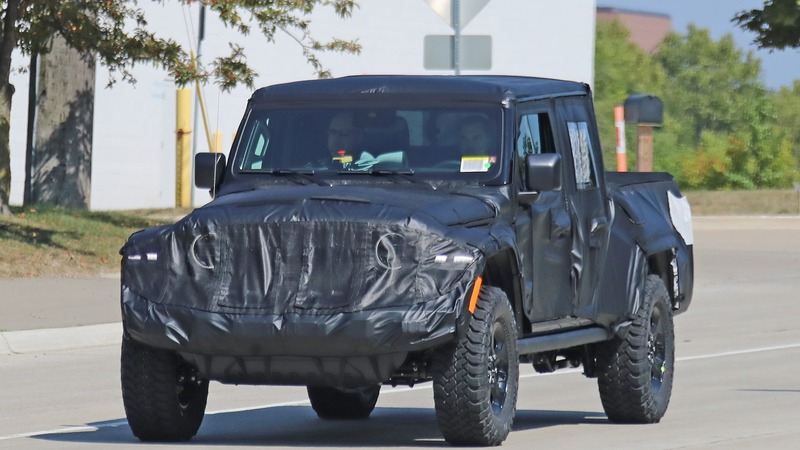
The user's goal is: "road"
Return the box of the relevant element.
[1,216,799,449]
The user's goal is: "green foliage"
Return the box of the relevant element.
[655,26,764,142]
[595,21,799,190]
[734,0,800,50]
[7,0,361,90]
[772,81,800,165]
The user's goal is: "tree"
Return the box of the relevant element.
[593,19,666,168]
[655,26,764,142]
[734,0,800,50]
[594,21,798,189]
[772,80,800,166]
[0,0,360,215]
[655,26,796,189]
[29,35,95,208]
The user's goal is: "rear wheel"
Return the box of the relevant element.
[596,275,675,423]
[121,336,209,441]
[307,385,381,419]
[432,286,519,446]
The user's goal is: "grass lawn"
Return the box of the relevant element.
[0,206,187,278]
[685,189,800,216]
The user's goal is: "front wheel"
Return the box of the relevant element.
[121,336,209,441]
[432,286,519,446]
[307,385,381,419]
[596,274,675,423]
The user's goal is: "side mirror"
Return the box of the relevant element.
[195,153,226,194]
[525,153,562,192]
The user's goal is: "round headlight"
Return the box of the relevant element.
[375,233,404,270]
[190,233,218,270]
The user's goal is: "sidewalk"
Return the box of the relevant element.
[0,276,122,354]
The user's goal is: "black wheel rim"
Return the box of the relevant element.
[488,321,510,415]
[176,361,202,410]
[648,305,667,393]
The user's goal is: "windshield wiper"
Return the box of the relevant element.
[268,169,330,186]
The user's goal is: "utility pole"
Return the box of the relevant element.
[23,53,37,205]
[190,5,206,204]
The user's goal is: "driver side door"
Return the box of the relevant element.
[514,104,575,322]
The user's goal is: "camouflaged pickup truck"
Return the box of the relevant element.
[120,75,694,446]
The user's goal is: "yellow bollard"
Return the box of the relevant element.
[176,88,192,208]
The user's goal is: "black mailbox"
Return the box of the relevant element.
[624,94,663,127]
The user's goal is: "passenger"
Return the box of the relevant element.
[458,116,494,156]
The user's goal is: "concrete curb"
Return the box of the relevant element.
[0,322,121,355]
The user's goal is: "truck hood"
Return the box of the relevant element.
[202,184,497,227]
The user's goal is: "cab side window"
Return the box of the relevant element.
[517,113,555,157]
[517,112,555,184]
[239,118,271,171]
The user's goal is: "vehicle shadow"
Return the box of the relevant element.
[0,221,85,253]
[35,406,608,447]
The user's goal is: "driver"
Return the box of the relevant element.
[458,116,494,156]
[327,112,363,163]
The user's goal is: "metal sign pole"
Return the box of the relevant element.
[452,0,461,75]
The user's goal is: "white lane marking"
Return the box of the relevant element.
[676,342,800,362]
[0,421,128,441]
[3,342,800,441]
[206,398,311,415]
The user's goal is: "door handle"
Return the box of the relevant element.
[551,210,571,240]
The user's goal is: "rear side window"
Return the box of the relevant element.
[566,121,596,190]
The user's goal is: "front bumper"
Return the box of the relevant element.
[122,285,461,357]
[122,284,467,385]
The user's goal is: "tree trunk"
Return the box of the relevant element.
[0,0,20,216]
[0,82,13,215]
[29,35,95,208]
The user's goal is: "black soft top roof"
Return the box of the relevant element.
[250,75,590,105]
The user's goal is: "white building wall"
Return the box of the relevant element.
[8,0,596,210]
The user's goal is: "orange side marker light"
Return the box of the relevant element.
[468,276,483,314]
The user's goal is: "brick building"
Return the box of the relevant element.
[597,7,672,53]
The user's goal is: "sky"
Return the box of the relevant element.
[598,0,800,90]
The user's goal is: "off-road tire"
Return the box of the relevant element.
[596,274,675,423]
[121,336,209,441]
[432,286,519,446]
[307,385,381,419]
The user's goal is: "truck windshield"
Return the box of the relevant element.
[233,106,502,181]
